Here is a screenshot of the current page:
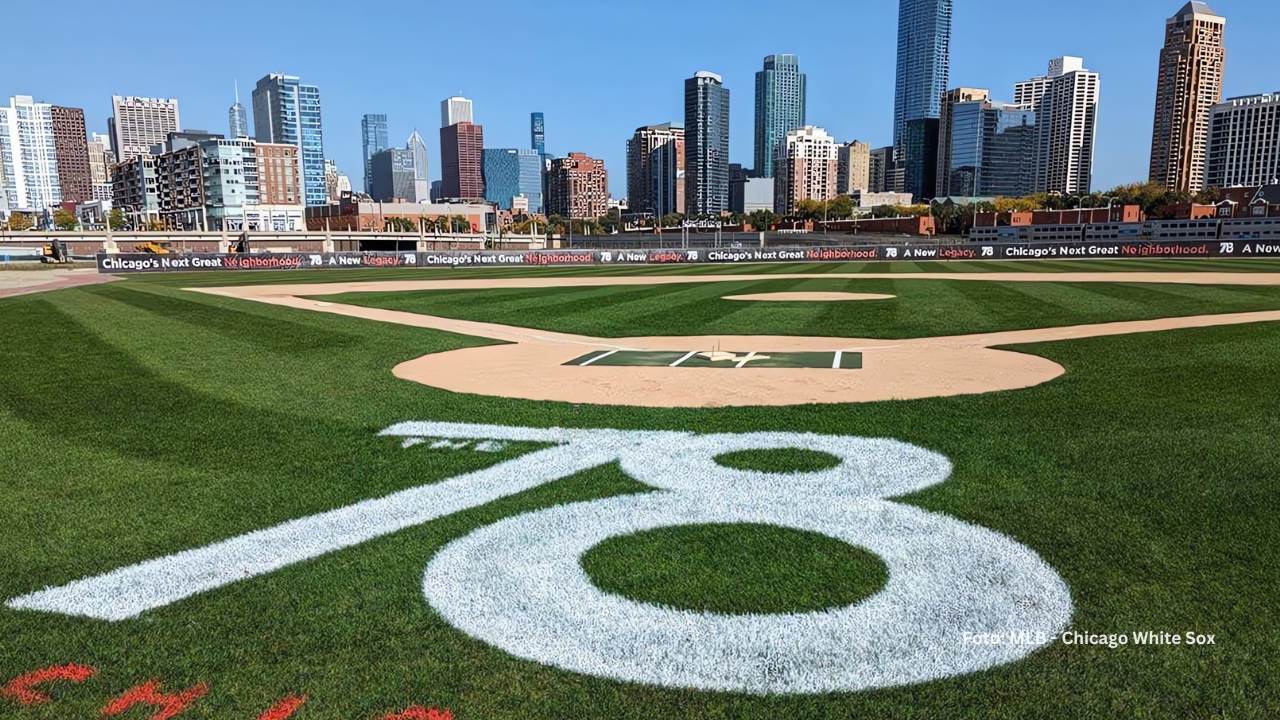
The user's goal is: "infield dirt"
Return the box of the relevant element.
[194,272,1280,407]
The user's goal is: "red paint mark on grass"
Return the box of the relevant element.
[2,663,98,705]
[257,695,308,719]
[101,680,209,719]
[382,706,454,720]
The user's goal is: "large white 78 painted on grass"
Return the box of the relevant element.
[9,423,1072,694]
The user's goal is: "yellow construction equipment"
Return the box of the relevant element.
[133,241,173,254]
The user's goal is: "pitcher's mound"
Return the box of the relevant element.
[722,292,895,302]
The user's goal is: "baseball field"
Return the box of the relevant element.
[1,258,1278,718]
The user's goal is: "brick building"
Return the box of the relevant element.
[547,152,609,219]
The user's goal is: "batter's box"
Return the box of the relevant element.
[564,349,863,370]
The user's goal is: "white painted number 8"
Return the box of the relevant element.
[423,431,1072,694]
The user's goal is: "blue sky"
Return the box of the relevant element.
[2,0,1274,196]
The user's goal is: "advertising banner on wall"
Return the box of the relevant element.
[96,239,1280,274]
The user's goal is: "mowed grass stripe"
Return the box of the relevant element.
[87,282,357,352]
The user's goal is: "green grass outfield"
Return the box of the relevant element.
[1,258,1278,718]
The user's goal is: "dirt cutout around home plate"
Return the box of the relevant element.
[194,271,1280,408]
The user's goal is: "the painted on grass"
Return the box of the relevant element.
[1,664,97,706]
[101,680,208,720]
[564,350,863,369]
[7,423,1070,694]
[256,695,307,720]
[0,664,449,718]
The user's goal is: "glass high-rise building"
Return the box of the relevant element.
[253,73,327,207]
[361,114,388,194]
[684,71,730,216]
[894,0,951,200]
[483,147,543,212]
[946,100,1037,198]
[228,81,249,138]
[369,148,417,203]
[406,130,430,202]
[754,54,806,179]
[530,112,545,155]
[894,0,951,153]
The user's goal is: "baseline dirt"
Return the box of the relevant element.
[193,272,1280,407]
[0,268,116,299]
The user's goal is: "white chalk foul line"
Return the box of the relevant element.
[734,351,758,368]
[832,350,844,369]
[669,350,699,367]
[578,349,618,367]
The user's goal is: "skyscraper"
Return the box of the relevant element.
[252,73,327,206]
[50,105,91,205]
[894,0,951,200]
[369,148,417,202]
[1206,92,1280,189]
[627,123,685,218]
[774,125,838,216]
[894,0,952,156]
[87,132,115,201]
[228,81,249,138]
[936,87,990,197]
[0,95,60,211]
[836,141,871,195]
[483,148,543,212]
[406,130,430,203]
[546,152,608,219]
[324,159,352,202]
[440,121,484,200]
[945,99,1038,198]
[684,71,730,216]
[109,95,180,162]
[1016,56,1100,194]
[361,114,389,193]
[754,54,806,179]
[441,97,473,127]
[869,146,894,193]
[1149,1,1226,193]
[530,112,545,155]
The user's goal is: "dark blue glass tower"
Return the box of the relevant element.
[530,112,545,155]
[894,0,951,200]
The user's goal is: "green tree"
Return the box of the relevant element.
[108,209,126,230]
[384,216,414,232]
[7,212,34,231]
[53,209,78,231]
[828,195,855,220]
[1193,187,1223,205]
[659,213,684,228]
[599,213,621,234]
[746,209,777,230]
[794,199,823,220]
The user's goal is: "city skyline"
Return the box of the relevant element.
[1,0,1276,199]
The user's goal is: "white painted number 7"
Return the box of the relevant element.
[8,423,1071,694]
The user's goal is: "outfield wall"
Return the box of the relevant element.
[95,238,1280,274]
